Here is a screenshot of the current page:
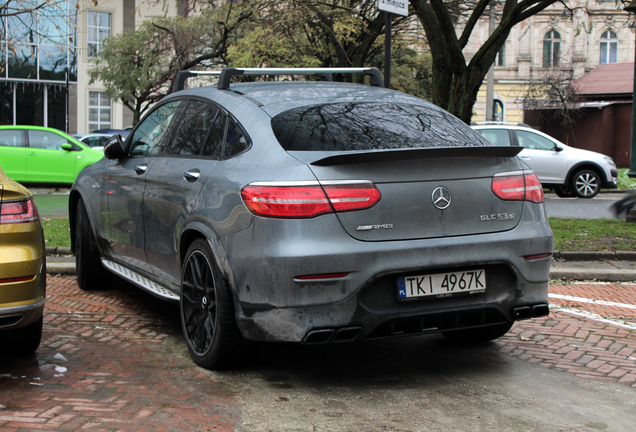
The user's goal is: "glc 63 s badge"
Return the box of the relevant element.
[480,213,515,221]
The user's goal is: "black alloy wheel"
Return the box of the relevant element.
[180,239,242,369]
[572,169,601,198]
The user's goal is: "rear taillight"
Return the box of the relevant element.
[492,172,544,203]
[0,197,39,224]
[241,181,381,218]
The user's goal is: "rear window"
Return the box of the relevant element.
[271,102,491,151]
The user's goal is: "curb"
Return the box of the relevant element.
[549,268,636,282]
[553,250,636,261]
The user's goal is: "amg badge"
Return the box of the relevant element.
[357,224,394,231]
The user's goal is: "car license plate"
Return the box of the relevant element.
[398,269,486,300]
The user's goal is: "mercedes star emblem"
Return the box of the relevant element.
[432,187,452,210]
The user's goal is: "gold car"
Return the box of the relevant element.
[0,166,46,354]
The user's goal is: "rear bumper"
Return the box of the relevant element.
[227,203,553,342]
[235,267,550,343]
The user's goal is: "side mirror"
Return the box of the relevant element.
[554,145,564,152]
[61,143,73,151]
[104,134,126,160]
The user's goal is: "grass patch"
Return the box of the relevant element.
[617,168,636,190]
[549,217,636,251]
[40,216,636,252]
[41,217,71,248]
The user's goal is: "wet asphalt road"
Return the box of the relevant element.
[543,192,623,219]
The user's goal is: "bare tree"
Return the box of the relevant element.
[522,70,583,147]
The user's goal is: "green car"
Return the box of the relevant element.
[0,126,105,185]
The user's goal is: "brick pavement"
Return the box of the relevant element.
[498,282,636,387]
[1,276,635,431]
[0,276,238,431]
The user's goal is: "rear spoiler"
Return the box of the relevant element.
[308,146,522,166]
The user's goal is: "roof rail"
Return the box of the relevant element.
[174,67,384,92]
[217,67,383,90]
[174,71,221,92]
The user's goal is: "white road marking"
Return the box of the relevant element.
[549,293,636,310]
[550,306,636,331]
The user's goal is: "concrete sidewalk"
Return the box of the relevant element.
[46,247,636,282]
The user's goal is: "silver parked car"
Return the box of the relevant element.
[471,123,618,198]
[70,68,553,369]
[74,132,131,151]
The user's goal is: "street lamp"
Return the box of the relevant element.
[625,0,636,177]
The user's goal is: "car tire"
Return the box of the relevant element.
[180,238,243,369]
[571,169,601,198]
[442,322,513,344]
[11,316,43,355]
[75,199,112,290]
[554,187,575,198]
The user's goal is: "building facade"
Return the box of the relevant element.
[468,1,635,124]
[0,0,182,134]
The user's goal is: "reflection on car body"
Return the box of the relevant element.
[70,67,553,369]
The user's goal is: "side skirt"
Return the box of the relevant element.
[102,259,180,303]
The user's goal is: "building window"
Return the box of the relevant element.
[599,30,618,65]
[543,30,561,68]
[87,12,111,57]
[495,44,505,67]
[88,91,111,131]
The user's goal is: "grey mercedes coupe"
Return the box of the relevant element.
[70,67,553,369]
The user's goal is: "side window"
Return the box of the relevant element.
[28,130,71,151]
[516,130,556,151]
[478,129,511,146]
[128,101,181,156]
[0,130,24,147]
[223,117,250,159]
[201,110,226,159]
[168,100,220,156]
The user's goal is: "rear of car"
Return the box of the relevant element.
[225,88,552,344]
[0,166,46,354]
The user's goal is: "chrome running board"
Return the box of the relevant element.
[102,259,180,302]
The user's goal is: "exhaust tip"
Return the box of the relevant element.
[513,306,533,320]
[302,329,335,344]
[532,304,550,317]
[333,326,362,343]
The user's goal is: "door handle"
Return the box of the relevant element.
[184,169,201,182]
[134,164,148,175]
[520,155,530,159]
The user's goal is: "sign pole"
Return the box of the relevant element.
[377,0,408,88]
[384,12,391,89]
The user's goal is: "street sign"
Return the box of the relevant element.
[377,0,408,17]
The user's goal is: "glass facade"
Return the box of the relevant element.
[0,0,77,128]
